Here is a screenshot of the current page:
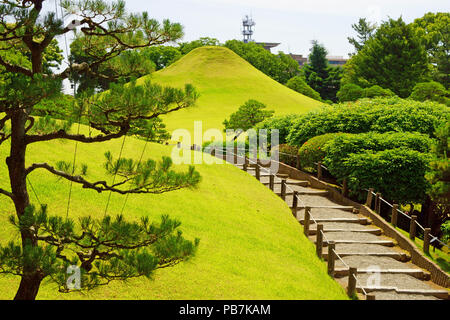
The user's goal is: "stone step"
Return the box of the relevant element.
[310,238,395,247]
[309,228,382,236]
[334,268,431,281]
[297,205,355,212]
[357,287,449,300]
[264,181,310,188]
[300,217,371,225]
[322,251,410,262]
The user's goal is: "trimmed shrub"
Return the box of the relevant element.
[298,133,343,171]
[410,81,449,106]
[324,131,432,179]
[341,148,431,204]
[286,76,322,101]
[364,85,395,98]
[287,97,450,147]
[336,83,365,102]
[278,144,299,168]
[255,114,301,146]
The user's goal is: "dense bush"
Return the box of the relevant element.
[340,148,431,204]
[298,133,343,171]
[287,97,450,146]
[336,83,365,102]
[364,85,395,98]
[324,132,432,179]
[286,76,322,101]
[224,40,300,84]
[410,81,449,106]
[278,144,299,168]
[255,114,301,146]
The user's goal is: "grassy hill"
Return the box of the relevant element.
[138,46,323,135]
[0,126,346,299]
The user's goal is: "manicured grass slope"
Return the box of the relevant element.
[139,46,323,134]
[0,127,346,299]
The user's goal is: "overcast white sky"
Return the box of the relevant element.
[122,0,449,57]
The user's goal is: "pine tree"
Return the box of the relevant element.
[347,18,376,54]
[0,0,201,300]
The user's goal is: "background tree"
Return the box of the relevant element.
[178,37,220,55]
[224,40,300,84]
[286,76,322,101]
[69,34,155,93]
[423,122,449,237]
[223,99,274,140]
[0,0,201,300]
[412,12,450,89]
[347,18,376,54]
[410,81,449,106]
[141,45,181,70]
[346,17,430,97]
[302,40,342,102]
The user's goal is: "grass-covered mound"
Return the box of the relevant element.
[0,127,346,300]
[138,46,323,135]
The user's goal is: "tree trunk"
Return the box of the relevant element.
[13,274,43,300]
[7,110,41,300]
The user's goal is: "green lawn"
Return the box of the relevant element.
[0,126,347,300]
[396,228,450,274]
[138,46,323,136]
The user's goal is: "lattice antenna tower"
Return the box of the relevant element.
[242,15,255,43]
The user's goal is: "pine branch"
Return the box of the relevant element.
[25,125,129,144]
[0,187,13,199]
[25,162,198,195]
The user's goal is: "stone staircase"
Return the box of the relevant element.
[234,163,449,300]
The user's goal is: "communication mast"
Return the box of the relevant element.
[242,15,255,43]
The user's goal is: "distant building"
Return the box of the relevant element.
[326,56,348,67]
[289,54,308,67]
[256,42,280,53]
[240,16,348,67]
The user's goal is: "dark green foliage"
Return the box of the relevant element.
[255,114,301,146]
[103,152,201,193]
[224,40,300,84]
[223,100,274,139]
[337,149,431,204]
[324,132,432,179]
[346,17,430,97]
[178,37,220,55]
[410,81,449,106]
[302,41,343,102]
[442,221,450,244]
[412,12,450,89]
[287,97,450,146]
[298,133,342,171]
[0,205,199,292]
[364,85,395,98]
[347,18,376,54]
[70,36,156,92]
[426,122,450,203]
[32,94,76,118]
[286,76,322,101]
[337,83,365,102]
[141,45,182,70]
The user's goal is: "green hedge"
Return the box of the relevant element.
[324,132,432,178]
[255,114,301,146]
[287,97,449,146]
[278,144,299,168]
[341,149,431,204]
[298,133,343,171]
